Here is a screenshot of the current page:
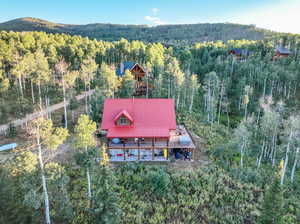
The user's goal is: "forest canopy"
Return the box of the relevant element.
[0,29,300,223]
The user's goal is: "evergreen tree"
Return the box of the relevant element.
[91,166,121,224]
[260,172,284,224]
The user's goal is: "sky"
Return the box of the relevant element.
[0,0,299,33]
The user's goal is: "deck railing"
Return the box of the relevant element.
[107,138,168,148]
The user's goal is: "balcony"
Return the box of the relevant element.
[107,125,195,149]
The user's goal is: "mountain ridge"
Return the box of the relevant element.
[0,17,276,44]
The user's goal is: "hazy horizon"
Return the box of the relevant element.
[1,0,299,34]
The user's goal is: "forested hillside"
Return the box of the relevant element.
[0,17,275,45]
[0,30,300,223]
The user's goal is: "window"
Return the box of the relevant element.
[119,116,128,126]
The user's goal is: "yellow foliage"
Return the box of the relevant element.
[101,147,109,166]
[163,148,168,159]
[277,159,285,177]
[11,151,38,176]
[243,95,249,105]
[74,114,97,149]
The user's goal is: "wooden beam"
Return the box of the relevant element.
[123,149,126,161]
[138,148,140,160]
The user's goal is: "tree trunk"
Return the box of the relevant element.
[18,76,23,98]
[293,83,297,96]
[263,78,267,98]
[146,73,149,99]
[291,148,300,183]
[281,130,293,185]
[38,82,42,109]
[240,139,246,168]
[71,110,75,124]
[217,82,224,124]
[176,89,180,108]
[85,146,92,201]
[244,103,248,119]
[257,141,265,169]
[287,82,291,99]
[238,95,242,111]
[62,80,67,128]
[168,74,170,98]
[47,97,51,120]
[189,86,195,113]
[208,84,211,123]
[37,127,51,224]
[85,83,88,114]
[291,148,299,183]
[31,80,35,104]
[226,107,230,130]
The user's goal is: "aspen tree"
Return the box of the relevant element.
[74,115,97,202]
[98,63,119,98]
[188,74,200,113]
[80,57,98,113]
[118,70,135,97]
[30,117,69,224]
[55,58,78,128]
[280,115,300,185]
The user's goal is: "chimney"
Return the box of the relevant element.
[120,62,124,74]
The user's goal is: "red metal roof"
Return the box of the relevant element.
[101,98,176,138]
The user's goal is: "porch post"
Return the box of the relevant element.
[192,149,195,161]
[152,148,154,160]
[167,148,169,160]
[152,138,154,147]
[138,148,140,160]
[123,149,126,161]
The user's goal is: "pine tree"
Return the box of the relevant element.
[91,166,121,224]
[260,169,284,224]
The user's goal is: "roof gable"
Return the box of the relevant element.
[230,48,249,56]
[101,99,176,138]
[113,109,134,123]
[276,46,291,54]
[116,61,137,76]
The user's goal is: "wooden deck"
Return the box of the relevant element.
[107,125,195,149]
[105,125,195,162]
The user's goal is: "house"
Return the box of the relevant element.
[229,48,250,60]
[116,62,146,81]
[116,62,151,96]
[274,46,291,58]
[100,98,196,161]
